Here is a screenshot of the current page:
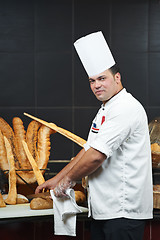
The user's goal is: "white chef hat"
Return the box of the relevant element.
[74,31,115,77]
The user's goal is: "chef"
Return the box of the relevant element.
[36,31,153,240]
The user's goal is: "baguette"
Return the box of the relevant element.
[12,117,28,169]
[24,113,86,147]
[56,126,86,147]
[22,140,45,185]
[4,136,17,205]
[0,130,9,171]
[0,193,6,207]
[0,117,20,168]
[36,126,55,172]
[26,120,41,160]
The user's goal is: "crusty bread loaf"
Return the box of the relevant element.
[30,196,53,210]
[36,126,54,172]
[56,126,86,147]
[22,140,45,186]
[12,117,28,169]
[24,113,86,147]
[26,120,41,160]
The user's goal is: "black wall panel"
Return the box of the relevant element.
[0,0,159,165]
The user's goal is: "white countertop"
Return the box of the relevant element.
[0,203,88,220]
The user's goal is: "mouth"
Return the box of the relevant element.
[95,90,104,95]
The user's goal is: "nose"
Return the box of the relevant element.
[94,80,101,88]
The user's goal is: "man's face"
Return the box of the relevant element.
[89,69,122,103]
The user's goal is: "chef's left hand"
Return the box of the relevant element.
[53,176,76,198]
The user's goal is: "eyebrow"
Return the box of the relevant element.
[89,75,106,81]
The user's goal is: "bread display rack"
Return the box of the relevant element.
[149,117,160,209]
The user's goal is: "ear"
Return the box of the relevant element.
[114,72,121,83]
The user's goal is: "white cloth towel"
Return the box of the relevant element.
[50,189,82,236]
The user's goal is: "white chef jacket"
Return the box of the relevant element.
[84,88,153,220]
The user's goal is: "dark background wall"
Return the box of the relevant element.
[0,0,160,165]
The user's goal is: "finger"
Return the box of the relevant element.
[35,184,45,194]
[35,187,41,194]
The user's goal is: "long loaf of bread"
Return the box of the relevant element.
[12,117,28,169]
[4,136,17,205]
[24,113,86,147]
[0,130,9,171]
[36,126,54,172]
[0,193,6,207]
[0,118,20,169]
[22,140,45,185]
[26,120,41,160]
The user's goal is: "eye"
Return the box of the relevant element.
[89,79,95,84]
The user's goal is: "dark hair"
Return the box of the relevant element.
[109,64,120,75]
